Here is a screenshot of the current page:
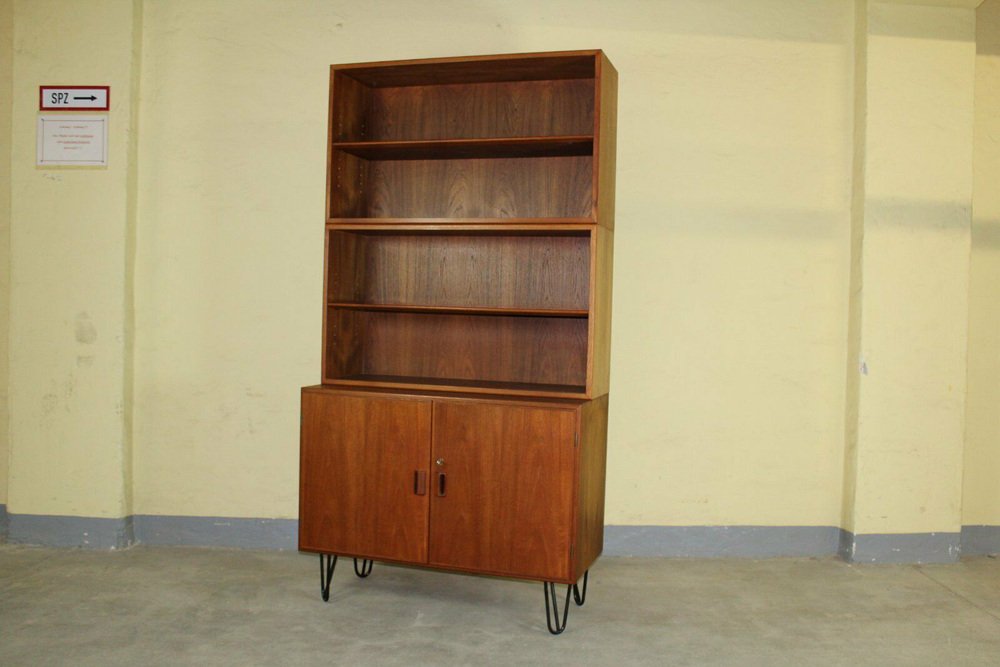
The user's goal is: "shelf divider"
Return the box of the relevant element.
[327,302,589,318]
[333,135,593,160]
[324,375,588,399]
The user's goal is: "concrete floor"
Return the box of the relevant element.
[1,546,999,666]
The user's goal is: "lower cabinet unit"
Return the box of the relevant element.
[299,386,608,632]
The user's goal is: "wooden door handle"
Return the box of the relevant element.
[436,472,447,497]
[414,470,427,496]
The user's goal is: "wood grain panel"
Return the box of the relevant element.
[358,156,592,219]
[429,402,577,581]
[323,308,364,380]
[366,80,594,141]
[330,71,370,142]
[335,51,597,87]
[361,311,588,387]
[327,231,366,303]
[331,232,590,310]
[299,391,431,562]
[328,151,367,219]
[573,395,608,580]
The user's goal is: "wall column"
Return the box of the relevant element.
[6,0,140,547]
[841,0,976,563]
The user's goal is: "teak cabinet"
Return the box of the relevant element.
[299,50,617,634]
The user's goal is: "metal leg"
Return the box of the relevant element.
[543,581,574,635]
[572,570,588,606]
[353,558,373,578]
[319,554,338,602]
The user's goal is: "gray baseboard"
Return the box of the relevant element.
[7,513,134,549]
[133,515,297,549]
[960,525,1000,556]
[2,512,994,562]
[602,525,842,558]
[838,530,961,564]
[0,504,8,542]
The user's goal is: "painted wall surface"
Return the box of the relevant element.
[0,0,11,508]
[965,0,1000,526]
[6,0,137,518]
[133,0,854,524]
[849,2,974,535]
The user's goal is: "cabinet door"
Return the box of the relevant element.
[429,402,577,581]
[299,392,431,563]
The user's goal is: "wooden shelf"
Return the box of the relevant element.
[328,302,589,318]
[327,218,595,227]
[323,374,587,398]
[333,136,593,160]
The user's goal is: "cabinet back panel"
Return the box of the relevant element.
[329,232,590,310]
[362,156,593,219]
[326,309,587,387]
[355,79,594,142]
[336,53,596,88]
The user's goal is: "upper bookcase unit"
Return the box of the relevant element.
[326,50,617,226]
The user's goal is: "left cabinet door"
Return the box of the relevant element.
[299,391,432,563]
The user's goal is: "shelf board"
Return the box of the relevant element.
[327,218,596,228]
[327,302,588,318]
[325,375,587,399]
[332,136,593,160]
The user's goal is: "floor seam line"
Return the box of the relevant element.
[915,566,1000,625]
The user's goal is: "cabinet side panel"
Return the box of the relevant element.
[299,390,431,563]
[331,72,370,142]
[589,228,614,397]
[324,308,365,380]
[594,53,617,230]
[329,151,368,218]
[328,231,367,303]
[575,394,609,578]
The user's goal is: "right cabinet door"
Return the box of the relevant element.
[429,401,577,581]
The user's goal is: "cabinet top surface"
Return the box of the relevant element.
[331,50,613,87]
[302,384,590,408]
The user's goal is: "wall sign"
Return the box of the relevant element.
[39,86,110,111]
[37,115,108,167]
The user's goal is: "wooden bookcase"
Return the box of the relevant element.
[300,50,617,634]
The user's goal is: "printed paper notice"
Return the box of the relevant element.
[37,115,108,167]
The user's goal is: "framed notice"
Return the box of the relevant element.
[37,115,108,167]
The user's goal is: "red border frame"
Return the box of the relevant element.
[39,86,110,111]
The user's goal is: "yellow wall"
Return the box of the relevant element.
[131,0,855,523]
[3,0,994,536]
[843,2,975,537]
[0,0,11,509]
[965,0,1000,526]
[6,0,139,518]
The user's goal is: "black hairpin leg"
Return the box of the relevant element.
[353,558,373,578]
[319,554,338,602]
[543,581,573,635]
[572,570,588,606]
[543,570,589,634]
